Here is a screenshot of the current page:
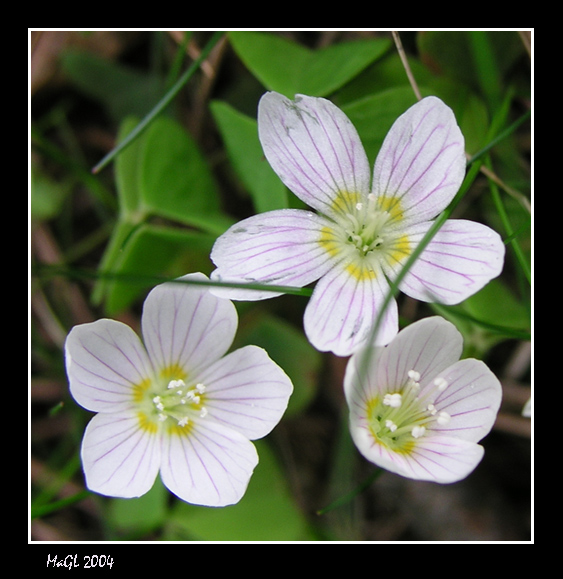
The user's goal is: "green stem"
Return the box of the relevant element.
[370,160,484,345]
[31,489,91,519]
[92,31,224,174]
[32,263,314,298]
[467,108,531,166]
[486,156,531,284]
[317,469,383,515]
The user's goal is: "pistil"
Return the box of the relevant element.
[151,379,208,427]
[367,370,452,450]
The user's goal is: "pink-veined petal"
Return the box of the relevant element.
[210,209,335,300]
[396,219,505,305]
[142,273,238,378]
[377,316,463,391]
[80,411,161,498]
[396,436,485,483]
[431,359,502,443]
[304,260,398,356]
[197,345,293,440]
[258,92,371,216]
[372,96,466,226]
[65,319,153,413]
[343,317,462,414]
[160,420,259,507]
[349,417,484,483]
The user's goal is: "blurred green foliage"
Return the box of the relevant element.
[31,30,531,541]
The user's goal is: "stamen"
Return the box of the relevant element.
[411,425,426,438]
[177,417,189,427]
[383,393,402,407]
[437,411,451,425]
[152,396,165,411]
[434,377,448,391]
[168,379,186,389]
[408,370,421,382]
[385,419,397,432]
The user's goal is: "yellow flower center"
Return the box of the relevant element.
[319,192,411,280]
[135,366,209,435]
[365,371,452,454]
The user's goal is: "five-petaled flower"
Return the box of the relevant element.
[344,316,502,483]
[65,273,293,507]
[210,92,505,356]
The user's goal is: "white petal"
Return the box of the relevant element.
[142,273,238,378]
[258,92,371,216]
[343,317,462,415]
[197,345,293,440]
[349,418,484,483]
[65,319,153,413]
[393,436,485,483]
[160,420,258,507]
[372,96,466,226]
[210,209,334,300]
[304,260,398,356]
[80,412,161,498]
[398,219,505,305]
[431,359,502,443]
[379,316,463,389]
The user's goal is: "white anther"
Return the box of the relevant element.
[427,403,437,415]
[152,396,164,411]
[411,425,426,438]
[383,393,402,407]
[200,407,208,418]
[168,379,186,389]
[158,413,167,422]
[385,419,397,432]
[195,383,206,393]
[437,411,451,425]
[356,202,363,210]
[408,370,421,382]
[434,377,448,391]
[177,417,189,427]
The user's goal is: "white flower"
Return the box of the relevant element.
[210,92,505,356]
[65,273,293,507]
[344,316,502,483]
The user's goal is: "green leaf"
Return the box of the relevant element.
[109,478,168,534]
[60,50,164,122]
[342,82,488,161]
[138,116,228,233]
[30,165,70,220]
[342,86,420,162]
[114,117,145,219]
[433,279,531,356]
[416,31,523,98]
[94,114,235,313]
[97,224,217,315]
[229,31,390,97]
[211,100,288,212]
[165,441,312,541]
